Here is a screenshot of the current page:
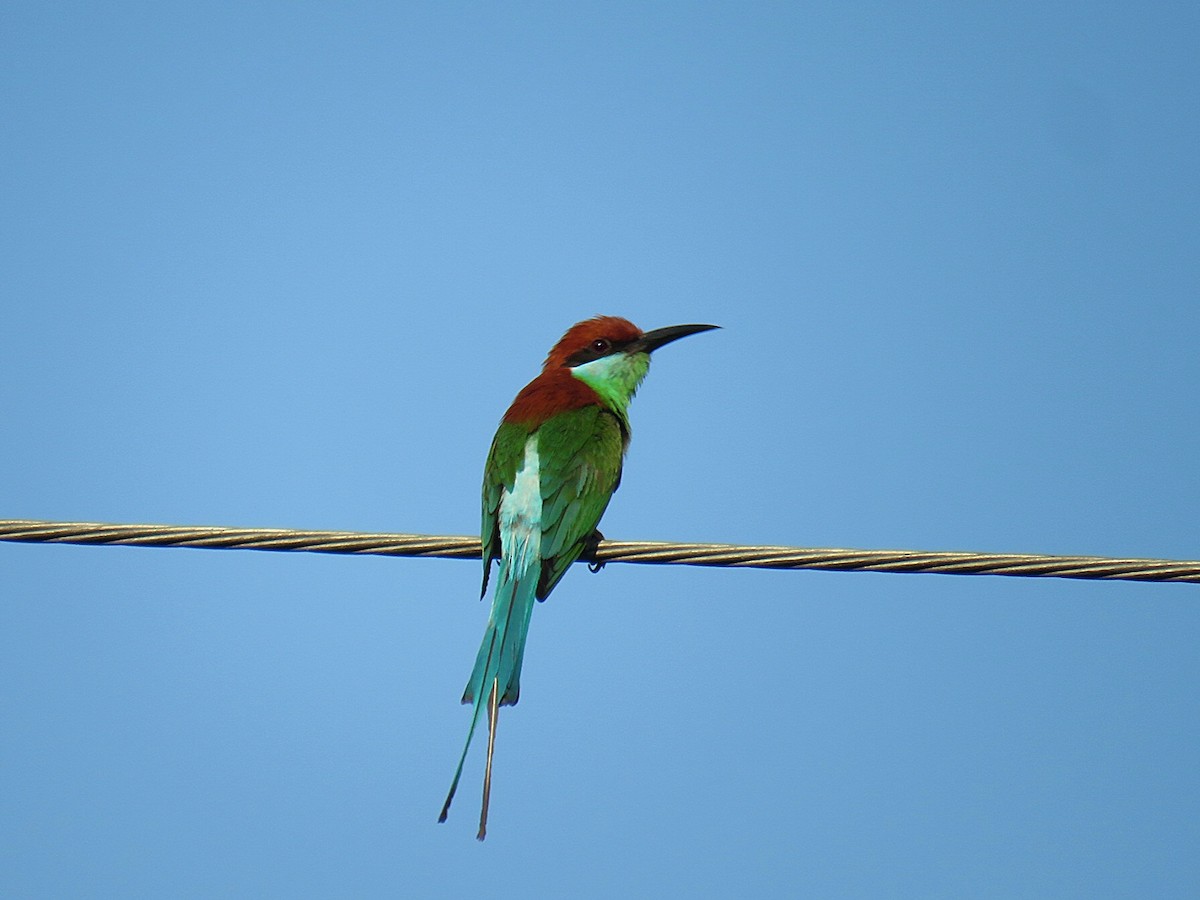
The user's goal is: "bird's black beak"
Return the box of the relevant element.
[636,323,720,354]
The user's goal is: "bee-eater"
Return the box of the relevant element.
[438,315,718,839]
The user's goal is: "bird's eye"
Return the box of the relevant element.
[591,339,610,353]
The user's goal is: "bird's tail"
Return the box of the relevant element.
[438,553,538,837]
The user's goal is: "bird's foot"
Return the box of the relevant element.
[583,530,607,573]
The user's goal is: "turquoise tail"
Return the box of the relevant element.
[438,554,539,825]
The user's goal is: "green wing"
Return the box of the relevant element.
[534,405,627,599]
[480,420,533,595]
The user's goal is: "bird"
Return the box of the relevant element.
[438,315,719,839]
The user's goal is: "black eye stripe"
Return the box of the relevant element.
[565,337,628,367]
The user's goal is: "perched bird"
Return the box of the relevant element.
[438,315,718,839]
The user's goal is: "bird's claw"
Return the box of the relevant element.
[583,530,606,573]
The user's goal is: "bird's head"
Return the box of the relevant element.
[543,316,719,412]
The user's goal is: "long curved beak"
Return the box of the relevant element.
[637,323,720,353]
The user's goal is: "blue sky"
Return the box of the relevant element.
[3,2,1198,896]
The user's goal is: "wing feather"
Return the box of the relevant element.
[534,405,626,599]
[481,421,533,595]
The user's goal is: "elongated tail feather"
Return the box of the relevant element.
[437,624,496,823]
[439,537,540,828]
[478,677,499,840]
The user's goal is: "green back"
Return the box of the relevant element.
[481,404,627,600]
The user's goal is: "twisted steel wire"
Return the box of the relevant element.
[1,518,1197,584]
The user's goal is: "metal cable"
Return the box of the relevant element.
[1,518,1197,584]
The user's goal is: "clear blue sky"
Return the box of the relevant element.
[3,3,1199,896]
